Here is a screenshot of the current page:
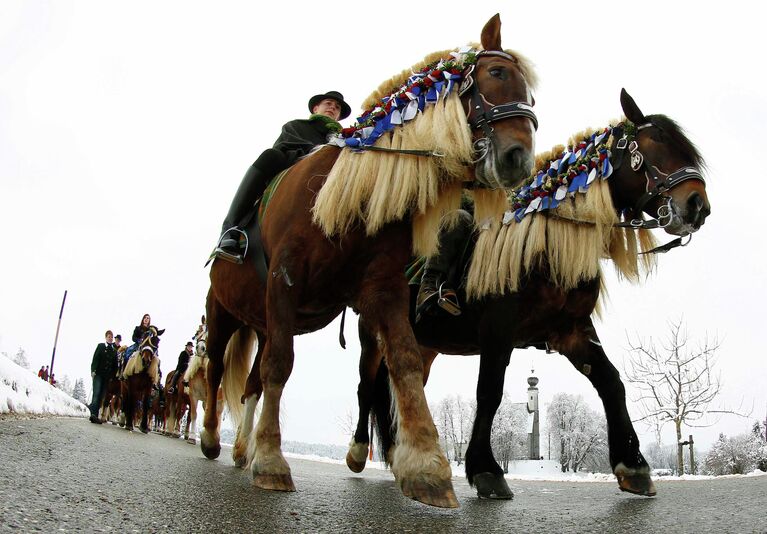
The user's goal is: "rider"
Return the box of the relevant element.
[167,342,193,395]
[119,313,152,378]
[214,90,352,264]
[415,207,474,320]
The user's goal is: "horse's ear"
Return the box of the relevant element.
[480,13,502,51]
[201,315,206,324]
[157,328,165,336]
[620,88,646,124]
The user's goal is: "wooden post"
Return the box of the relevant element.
[49,290,68,378]
[688,435,695,475]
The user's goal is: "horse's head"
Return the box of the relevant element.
[138,326,164,368]
[611,89,710,236]
[463,14,538,189]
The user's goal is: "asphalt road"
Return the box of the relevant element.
[1,417,765,533]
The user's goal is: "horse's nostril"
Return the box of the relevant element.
[504,146,524,169]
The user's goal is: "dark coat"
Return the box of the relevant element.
[132,325,150,344]
[91,342,117,377]
[174,350,190,375]
[272,117,337,166]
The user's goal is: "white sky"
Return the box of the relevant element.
[1,1,765,452]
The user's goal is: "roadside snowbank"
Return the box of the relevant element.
[0,354,89,417]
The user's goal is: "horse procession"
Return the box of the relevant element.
[99,14,710,509]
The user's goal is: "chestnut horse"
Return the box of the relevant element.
[99,376,122,425]
[164,372,190,438]
[184,323,223,445]
[121,325,164,433]
[347,89,711,499]
[203,14,538,507]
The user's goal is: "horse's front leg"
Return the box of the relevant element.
[187,399,197,444]
[201,289,241,459]
[233,333,265,468]
[346,316,383,473]
[358,271,457,508]
[558,319,656,496]
[465,346,514,499]
[251,270,297,492]
[140,393,150,434]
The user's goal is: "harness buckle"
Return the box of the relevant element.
[616,137,628,150]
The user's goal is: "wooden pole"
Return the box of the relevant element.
[49,290,68,378]
[688,435,695,475]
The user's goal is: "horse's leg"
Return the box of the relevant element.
[140,389,150,433]
[187,397,197,444]
[201,289,241,459]
[464,346,514,499]
[558,319,656,496]
[358,270,457,508]
[233,332,265,468]
[250,279,296,492]
[346,316,383,473]
[122,382,134,431]
[183,401,191,440]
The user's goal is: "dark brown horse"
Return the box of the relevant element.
[346,89,711,499]
[99,376,122,425]
[121,325,164,433]
[203,14,538,508]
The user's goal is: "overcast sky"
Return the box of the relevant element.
[1,1,765,451]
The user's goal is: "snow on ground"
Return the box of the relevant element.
[0,353,89,417]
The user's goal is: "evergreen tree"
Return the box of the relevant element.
[71,378,87,404]
[13,347,30,369]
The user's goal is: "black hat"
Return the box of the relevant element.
[308,90,352,120]
[186,341,194,347]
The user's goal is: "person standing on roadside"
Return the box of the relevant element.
[89,330,117,424]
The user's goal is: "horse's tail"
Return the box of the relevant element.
[221,326,256,432]
[371,359,396,465]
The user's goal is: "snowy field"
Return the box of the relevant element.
[2,353,764,483]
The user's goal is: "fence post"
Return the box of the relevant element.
[688,434,696,475]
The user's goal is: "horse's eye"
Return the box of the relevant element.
[489,67,504,78]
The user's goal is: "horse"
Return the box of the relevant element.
[121,325,164,433]
[203,14,538,508]
[148,383,166,432]
[183,323,222,445]
[99,376,122,425]
[345,89,710,500]
[164,370,190,438]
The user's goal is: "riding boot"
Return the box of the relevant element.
[415,210,473,320]
[215,148,288,264]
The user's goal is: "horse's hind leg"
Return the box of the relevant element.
[251,277,297,492]
[358,267,457,508]
[201,289,241,459]
[558,318,656,497]
[233,332,265,468]
[465,346,514,499]
[346,316,383,473]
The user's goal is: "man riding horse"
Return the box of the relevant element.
[214,91,352,264]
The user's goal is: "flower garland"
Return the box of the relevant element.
[333,47,479,148]
[502,125,623,225]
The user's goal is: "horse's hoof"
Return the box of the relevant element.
[615,463,657,497]
[346,450,367,473]
[473,472,513,500]
[140,428,149,434]
[252,473,296,492]
[400,477,459,508]
[186,438,196,445]
[233,455,248,468]
[200,431,221,460]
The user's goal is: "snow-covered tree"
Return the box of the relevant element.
[13,347,30,369]
[71,378,87,404]
[546,393,609,472]
[432,395,473,465]
[490,393,528,472]
[623,319,745,475]
[57,375,73,396]
[703,431,767,475]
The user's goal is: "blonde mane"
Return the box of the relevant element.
[184,354,206,382]
[124,353,160,384]
[466,130,658,301]
[311,47,536,257]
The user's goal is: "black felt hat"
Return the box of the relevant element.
[186,341,194,347]
[308,90,351,120]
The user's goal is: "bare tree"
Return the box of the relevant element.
[623,319,746,474]
[336,408,357,440]
[490,393,528,472]
[546,393,608,472]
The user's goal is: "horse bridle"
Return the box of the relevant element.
[139,330,159,358]
[459,50,538,161]
[610,122,706,252]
